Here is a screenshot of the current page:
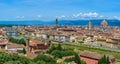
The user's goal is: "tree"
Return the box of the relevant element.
[51,50,63,58]
[106,56,110,64]
[64,57,74,62]
[46,34,51,44]
[3,61,22,64]
[57,44,62,51]
[81,60,86,64]
[0,52,59,64]
[74,54,81,64]
[34,54,56,62]
[98,55,110,64]
[64,54,86,64]
[51,50,76,58]
[36,60,46,64]
[8,37,26,46]
[0,52,31,64]
[47,35,50,39]
[18,38,26,46]
[47,44,56,53]
[23,48,26,54]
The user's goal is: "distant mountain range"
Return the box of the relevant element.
[0,19,120,26]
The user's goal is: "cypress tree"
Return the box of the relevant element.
[106,56,110,64]
[98,55,110,64]
[57,43,62,51]
[23,48,26,54]
[74,54,81,64]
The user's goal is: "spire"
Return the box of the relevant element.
[56,18,58,28]
[88,20,92,30]
[25,38,30,56]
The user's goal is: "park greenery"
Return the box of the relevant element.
[57,43,120,59]
[47,44,76,58]
[47,43,86,64]
[33,54,57,64]
[8,36,26,46]
[0,52,31,64]
[0,52,59,64]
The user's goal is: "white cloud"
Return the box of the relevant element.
[61,15,66,18]
[114,16,120,20]
[57,15,66,19]
[71,12,108,19]
[99,15,104,18]
[16,16,25,19]
[37,15,42,18]
[83,12,99,17]
[72,12,100,18]
[72,13,82,18]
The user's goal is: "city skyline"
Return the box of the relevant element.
[0,0,120,20]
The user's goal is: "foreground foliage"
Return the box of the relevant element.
[0,52,31,64]
[0,52,58,64]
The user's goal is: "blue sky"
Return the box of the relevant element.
[0,0,120,20]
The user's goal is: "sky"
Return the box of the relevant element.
[0,0,120,21]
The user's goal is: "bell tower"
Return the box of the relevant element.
[56,18,58,29]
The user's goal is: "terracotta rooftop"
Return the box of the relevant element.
[79,51,102,60]
[79,51,115,60]
[6,43,25,49]
[25,28,35,32]
[101,19,108,26]
[59,28,76,32]
[29,40,44,46]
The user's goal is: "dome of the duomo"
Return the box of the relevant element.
[101,19,108,26]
